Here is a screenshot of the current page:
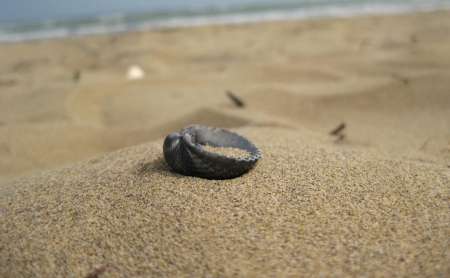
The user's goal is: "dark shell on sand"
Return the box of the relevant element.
[163,125,261,179]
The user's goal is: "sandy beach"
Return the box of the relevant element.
[1,10,449,277]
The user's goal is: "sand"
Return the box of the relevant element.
[0,10,450,277]
[203,145,251,158]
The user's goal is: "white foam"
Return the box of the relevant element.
[0,1,449,43]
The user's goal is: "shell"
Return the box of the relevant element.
[163,125,261,179]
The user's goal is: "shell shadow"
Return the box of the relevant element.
[133,156,174,176]
[132,153,261,180]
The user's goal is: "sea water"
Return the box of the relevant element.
[0,0,449,43]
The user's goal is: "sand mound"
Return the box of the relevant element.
[1,127,449,277]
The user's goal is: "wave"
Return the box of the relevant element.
[1,1,449,43]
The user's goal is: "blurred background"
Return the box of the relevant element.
[1,0,449,184]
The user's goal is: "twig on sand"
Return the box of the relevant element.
[329,122,346,136]
[73,69,81,82]
[84,264,109,278]
[391,73,409,85]
[226,90,245,107]
[329,122,346,142]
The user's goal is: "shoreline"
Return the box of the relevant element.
[1,5,449,43]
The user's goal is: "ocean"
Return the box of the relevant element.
[1,0,449,43]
